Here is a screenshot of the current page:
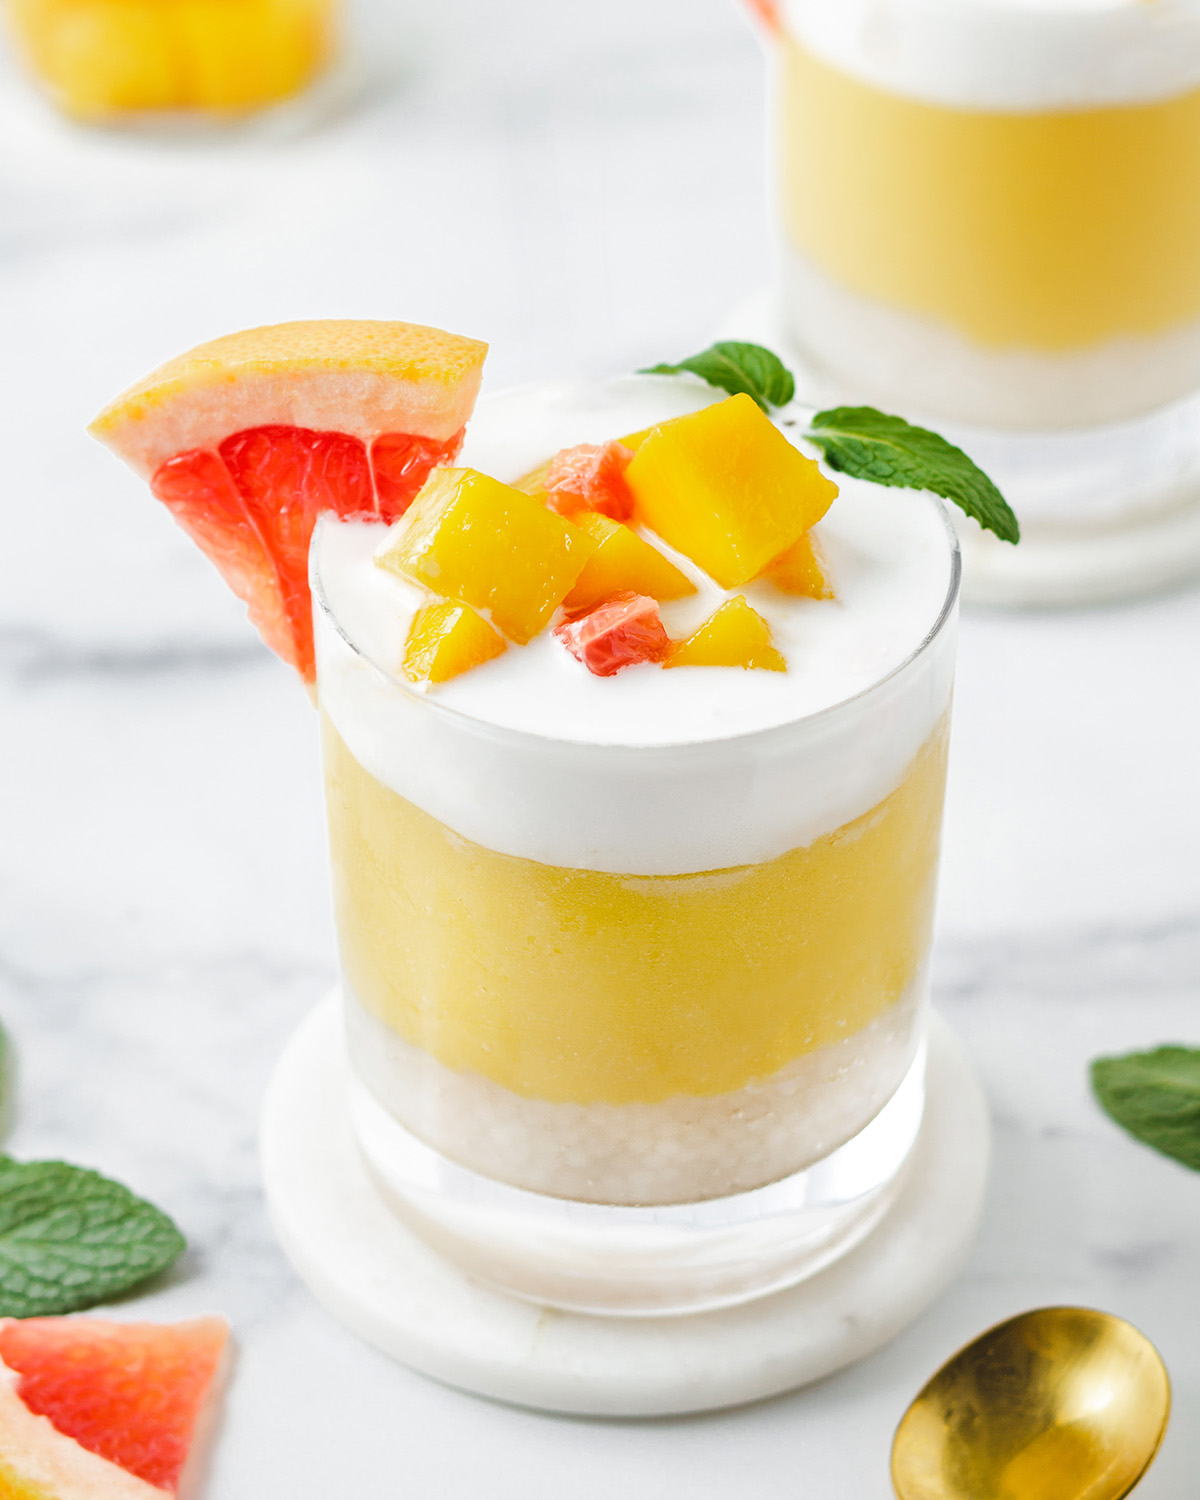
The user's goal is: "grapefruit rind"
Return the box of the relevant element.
[90,321,488,478]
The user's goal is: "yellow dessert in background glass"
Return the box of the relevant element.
[5,0,335,119]
[312,376,961,1311]
[777,0,1200,429]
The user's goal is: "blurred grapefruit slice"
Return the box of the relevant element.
[91,320,488,682]
[0,1315,229,1499]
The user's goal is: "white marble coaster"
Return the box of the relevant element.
[260,998,989,1417]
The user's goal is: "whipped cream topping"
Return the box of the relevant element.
[783,0,1200,111]
[314,377,958,872]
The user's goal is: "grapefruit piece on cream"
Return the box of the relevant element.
[90,321,487,682]
[555,593,671,677]
[543,441,636,520]
[0,1315,229,1500]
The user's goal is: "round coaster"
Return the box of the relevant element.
[261,998,989,1417]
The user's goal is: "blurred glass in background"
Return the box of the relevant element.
[751,0,1200,605]
[3,0,337,120]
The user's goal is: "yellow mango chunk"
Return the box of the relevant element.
[625,394,838,588]
[763,529,834,599]
[564,514,696,612]
[668,596,786,672]
[402,601,506,686]
[512,460,551,497]
[617,425,654,453]
[7,0,333,117]
[376,468,595,645]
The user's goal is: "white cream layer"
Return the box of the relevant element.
[783,0,1200,112]
[313,377,957,874]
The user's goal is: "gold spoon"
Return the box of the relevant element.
[891,1307,1170,1500]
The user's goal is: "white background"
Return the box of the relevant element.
[1,1,1199,1493]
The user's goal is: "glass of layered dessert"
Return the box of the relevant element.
[91,320,986,1321]
[762,0,1200,602]
[312,377,960,1315]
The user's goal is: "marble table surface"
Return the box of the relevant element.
[2,1,1200,1493]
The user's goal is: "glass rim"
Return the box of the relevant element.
[310,490,962,759]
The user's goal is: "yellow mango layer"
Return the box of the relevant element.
[668,596,786,672]
[564,514,696,612]
[6,0,333,116]
[375,467,595,645]
[403,601,506,686]
[782,38,1200,350]
[625,395,838,588]
[764,530,833,599]
[324,715,948,1105]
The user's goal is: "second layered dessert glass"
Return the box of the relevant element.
[313,378,961,1314]
[768,0,1200,601]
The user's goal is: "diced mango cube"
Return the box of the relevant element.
[616,425,654,453]
[375,468,595,644]
[403,601,506,686]
[564,514,696,613]
[763,529,834,599]
[667,596,786,672]
[8,0,332,117]
[625,394,838,588]
[512,459,552,497]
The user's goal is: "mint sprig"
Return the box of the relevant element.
[641,341,1018,545]
[642,341,795,413]
[805,407,1019,545]
[0,1158,185,1317]
[1091,1047,1200,1172]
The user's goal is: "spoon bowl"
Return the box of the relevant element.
[891,1307,1170,1500]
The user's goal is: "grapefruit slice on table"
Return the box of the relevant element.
[0,1316,229,1499]
[90,320,488,682]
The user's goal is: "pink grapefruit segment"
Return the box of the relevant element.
[0,1315,229,1499]
[151,423,464,681]
[91,321,487,684]
[555,592,671,677]
[544,441,636,521]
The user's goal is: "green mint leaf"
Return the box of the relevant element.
[0,1158,186,1317]
[641,341,796,412]
[1091,1047,1200,1171]
[806,406,1020,545]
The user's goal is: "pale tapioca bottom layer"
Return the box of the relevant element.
[783,247,1200,432]
[346,981,924,1206]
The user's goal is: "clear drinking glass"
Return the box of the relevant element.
[311,471,961,1316]
[759,0,1200,604]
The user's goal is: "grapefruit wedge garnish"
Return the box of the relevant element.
[91,320,488,682]
[0,1316,229,1499]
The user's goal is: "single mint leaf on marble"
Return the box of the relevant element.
[641,341,795,412]
[805,406,1020,545]
[1091,1047,1200,1171]
[0,1158,185,1317]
